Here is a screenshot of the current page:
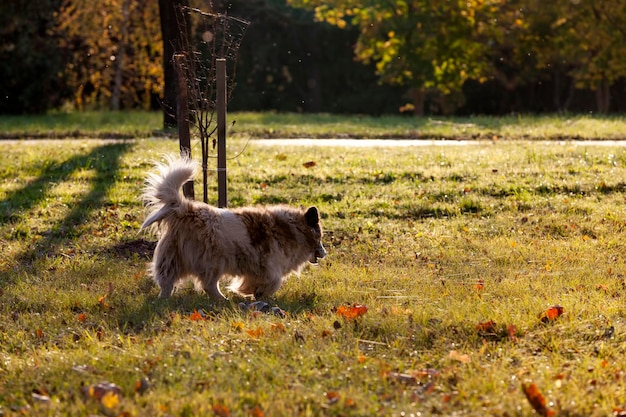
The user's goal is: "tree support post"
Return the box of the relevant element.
[216,58,227,208]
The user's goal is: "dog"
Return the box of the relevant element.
[141,155,326,300]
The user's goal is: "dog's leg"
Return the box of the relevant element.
[253,274,283,300]
[199,266,227,301]
[152,242,180,298]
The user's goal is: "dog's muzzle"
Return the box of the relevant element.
[312,244,327,263]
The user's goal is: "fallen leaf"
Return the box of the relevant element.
[325,391,340,404]
[507,324,518,341]
[448,350,470,364]
[474,279,485,291]
[100,391,119,409]
[539,305,564,323]
[98,295,110,309]
[83,382,123,409]
[134,378,151,394]
[247,327,264,338]
[303,161,317,168]
[271,322,286,333]
[77,313,87,323]
[231,321,244,331]
[212,404,230,417]
[251,406,265,417]
[336,304,368,320]
[189,309,205,321]
[476,320,496,332]
[522,383,556,417]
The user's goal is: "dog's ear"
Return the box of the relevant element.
[305,206,319,226]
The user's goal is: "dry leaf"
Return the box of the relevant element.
[77,313,87,323]
[325,391,340,404]
[83,382,123,409]
[231,321,244,331]
[539,305,564,323]
[522,383,556,417]
[251,406,265,417]
[189,309,205,321]
[476,320,496,332]
[303,161,317,168]
[98,295,110,309]
[247,327,264,338]
[336,304,368,320]
[212,404,230,417]
[271,322,286,333]
[448,350,470,364]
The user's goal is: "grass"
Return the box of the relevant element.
[2,110,626,140]
[2,128,626,415]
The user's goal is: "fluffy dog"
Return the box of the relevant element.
[141,155,326,300]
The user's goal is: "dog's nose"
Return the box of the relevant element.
[316,245,327,259]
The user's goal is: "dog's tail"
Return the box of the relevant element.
[141,154,197,230]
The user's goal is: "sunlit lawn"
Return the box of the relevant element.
[1,127,626,415]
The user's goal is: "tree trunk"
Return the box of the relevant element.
[158,0,189,128]
[595,78,610,114]
[110,0,130,111]
[409,87,425,117]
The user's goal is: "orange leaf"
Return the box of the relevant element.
[251,406,265,417]
[189,309,205,321]
[325,391,340,404]
[539,305,564,323]
[36,329,44,339]
[336,304,368,320]
[474,279,485,291]
[98,295,110,309]
[77,313,87,323]
[507,324,518,341]
[271,322,286,333]
[476,320,496,332]
[247,327,264,338]
[522,383,556,417]
[303,161,317,168]
[212,404,230,417]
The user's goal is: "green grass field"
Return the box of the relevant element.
[2,113,626,416]
[2,110,626,140]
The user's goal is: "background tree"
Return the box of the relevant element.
[0,0,66,113]
[288,0,495,115]
[159,0,190,128]
[55,0,162,110]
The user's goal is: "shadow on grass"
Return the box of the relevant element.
[3,142,134,267]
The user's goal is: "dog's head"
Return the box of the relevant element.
[304,206,327,264]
